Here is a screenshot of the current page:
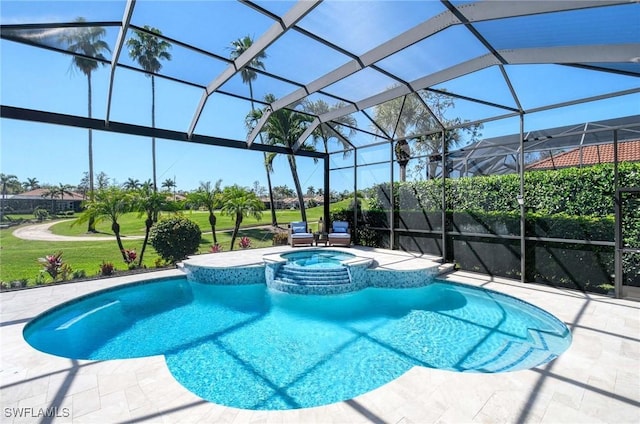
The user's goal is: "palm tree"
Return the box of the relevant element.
[186,180,222,244]
[133,182,174,266]
[220,185,263,251]
[122,178,141,190]
[248,94,315,222]
[0,173,19,221]
[161,178,176,200]
[75,187,132,262]
[229,35,278,227]
[0,174,19,199]
[22,177,40,191]
[303,99,356,155]
[372,93,428,182]
[127,26,172,191]
[59,17,111,232]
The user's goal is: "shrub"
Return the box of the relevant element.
[238,236,251,249]
[150,217,202,263]
[122,249,137,266]
[100,261,115,276]
[33,207,49,222]
[72,269,86,279]
[272,232,289,246]
[38,252,64,280]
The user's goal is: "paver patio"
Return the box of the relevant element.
[1,247,638,423]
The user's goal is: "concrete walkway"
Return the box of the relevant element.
[11,220,143,242]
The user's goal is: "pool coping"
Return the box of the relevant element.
[1,246,639,423]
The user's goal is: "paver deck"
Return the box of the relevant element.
[1,246,638,423]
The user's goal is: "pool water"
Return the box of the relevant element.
[24,277,571,410]
[280,249,355,268]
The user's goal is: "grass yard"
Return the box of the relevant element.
[0,201,354,286]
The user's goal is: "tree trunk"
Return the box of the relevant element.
[151,75,157,195]
[248,80,278,228]
[112,221,127,262]
[287,154,307,222]
[209,212,217,244]
[229,215,242,251]
[87,73,96,232]
[138,216,153,266]
[265,153,278,227]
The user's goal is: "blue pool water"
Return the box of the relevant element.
[280,249,355,268]
[24,277,571,410]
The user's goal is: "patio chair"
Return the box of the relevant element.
[328,221,351,247]
[288,221,314,247]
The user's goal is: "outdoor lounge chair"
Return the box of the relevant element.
[288,221,314,247]
[328,221,351,247]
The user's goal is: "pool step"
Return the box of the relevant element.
[464,329,565,372]
[275,264,351,286]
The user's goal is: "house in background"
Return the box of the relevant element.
[3,188,84,214]
[527,139,640,170]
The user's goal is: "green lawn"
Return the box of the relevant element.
[0,202,352,285]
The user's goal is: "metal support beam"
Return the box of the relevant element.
[519,114,526,284]
[614,130,622,298]
[292,117,320,152]
[316,43,638,126]
[187,0,321,138]
[441,131,447,262]
[353,148,358,243]
[390,140,395,250]
[105,0,136,125]
[324,153,330,235]
[259,0,624,119]
[247,107,272,145]
[1,105,325,159]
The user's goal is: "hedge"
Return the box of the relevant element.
[358,162,640,292]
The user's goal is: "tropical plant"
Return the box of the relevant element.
[127,26,172,190]
[123,178,141,190]
[59,18,111,232]
[303,99,356,156]
[0,173,19,199]
[96,171,110,189]
[238,236,251,249]
[229,35,277,227]
[150,217,201,263]
[122,249,137,268]
[186,180,222,243]
[33,207,49,222]
[132,181,174,266]
[220,185,264,250]
[161,178,176,200]
[38,251,64,280]
[247,94,315,222]
[99,261,115,276]
[22,177,40,191]
[75,187,132,263]
[210,243,223,253]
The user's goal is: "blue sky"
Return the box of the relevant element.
[1,1,638,192]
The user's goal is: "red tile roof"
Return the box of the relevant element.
[527,139,640,170]
[11,188,85,200]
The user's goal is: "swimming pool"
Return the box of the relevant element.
[24,276,571,410]
[280,249,355,268]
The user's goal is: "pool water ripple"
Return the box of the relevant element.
[24,277,571,410]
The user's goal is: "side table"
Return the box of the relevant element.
[314,232,329,246]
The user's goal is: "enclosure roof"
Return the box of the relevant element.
[447,114,640,175]
[1,0,639,156]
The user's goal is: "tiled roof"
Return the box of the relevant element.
[8,188,85,200]
[527,139,640,170]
